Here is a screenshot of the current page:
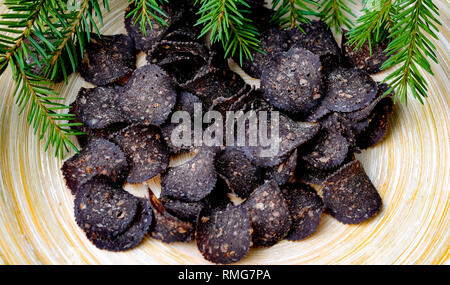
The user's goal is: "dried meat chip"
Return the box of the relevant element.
[356,97,393,149]
[322,160,382,224]
[320,112,358,151]
[201,177,232,211]
[196,205,251,264]
[302,129,349,170]
[156,54,208,85]
[149,40,209,63]
[74,177,139,237]
[161,198,204,223]
[304,102,331,122]
[295,158,337,186]
[86,198,153,251]
[261,47,322,114]
[264,149,297,186]
[215,148,262,199]
[287,21,340,71]
[181,68,246,109]
[209,84,253,118]
[110,125,169,184]
[161,148,217,201]
[240,27,288,78]
[243,180,291,247]
[243,113,320,167]
[161,91,202,153]
[281,183,324,240]
[75,86,125,129]
[323,67,378,113]
[124,3,184,51]
[62,138,129,194]
[117,65,177,126]
[79,33,136,86]
[164,28,200,43]
[149,191,194,243]
[341,30,390,74]
[342,83,394,121]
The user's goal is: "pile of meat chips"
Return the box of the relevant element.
[62,1,394,263]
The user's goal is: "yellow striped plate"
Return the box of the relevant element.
[0,0,448,264]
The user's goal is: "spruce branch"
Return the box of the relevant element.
[381,0,441,103]
[10,48,82,158]
[346,0,394,51]
[0,0,109,157]
[319,0,354,33]
[271,0,319,30]
[40,0,110,82]
[195,0,261,65]
[126,0,169,36]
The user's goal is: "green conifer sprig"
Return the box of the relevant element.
[382,0,441,103]
[346,0,394,51]
[319,0,355,33]
[0,0,109,157]
[270,0,319,30]
[195,0,261,65]
[348,0,441,103]
[126,0,168,36]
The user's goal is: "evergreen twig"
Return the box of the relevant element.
[126,0,168,36]
[195,0,261,65]
[346,0,394,51]
[381,0,441,103]
[319,0,355,33]
[0,0,108,157]
[271,0,319,30]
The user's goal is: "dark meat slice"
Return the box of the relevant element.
[109,125,169,184]
[243,112,320,167]
[295,158,339,186]
[323,67,378,113]
[161,198,204,223]
[342,83,394,121]
[302,129,349,170]
[149,40,209,63]
[261,47,323,114]
[243,180,292,247]
[215,148,262,199]
[117,64,177,126]
[149,191,194,243]
[264,149,298,186]
[287,21,341,71]
[79,34,136,86]
[201,177,232,211]
[180,68,246,109]
[86,198,153,251]
[75,86,125,129]
[322,160,382,224]
[356,96,394,149]
[161,148,217,202]
[196,205,252,264]
[209,84,253,117]
[240,27,289,78]
[160,91,203,153]
[281,183,324,240]
[61,138,129,194]
[75,177,139,238]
